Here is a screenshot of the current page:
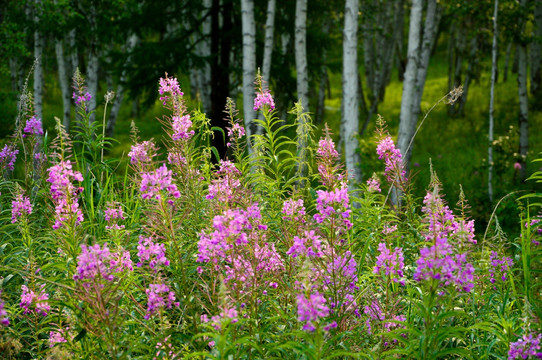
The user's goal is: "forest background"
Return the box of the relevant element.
[1,0,541,235]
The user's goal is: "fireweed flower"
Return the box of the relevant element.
[489,251,513,284]
[49,330,68,348]
[140,164,181,204]
[72,91,92,107]
[128,140,158,166]
[314,185,352,229]
[374,242,405,285]
[287,230,322,258]
[316,135,344,188]
[104,204,125,230]
[11,194,32,223]
[525,218,542,245]
[366,177,381,193]
[253,90,275,111]
[171,114,194,140]
[297,291,330,332]
[158,76,183,105]
[364,299,385,335]
[0,144,19,171]
[23,116,44,137]
[0,290,9,326]
[47,160,84,229]
[144,283,179,320]
[282,198,306,223]
[508,333,542,360]
[414,189,475,292]
[201,306,239,331]
[376,136,407,185]
[324,250,360,313]
[20,284,50,316]
[137,235,170,271]
[73,243,132,284]
[206,160,242,202]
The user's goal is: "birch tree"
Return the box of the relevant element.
[86,2,99,124]
[397,0,441,170]
[241,0,256,144]
[55,36,72,130]
[342,0,361,188]
[33,0,44,122]
[488,0,498,202]
[517,0,529,179]
[295,0,309,111]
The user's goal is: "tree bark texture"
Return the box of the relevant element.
[295,0,309,111]
[33,0,44,121]
[55,37,72,130]
[517,0,529,180]
[488,0,498,203]
[241,0,256,144]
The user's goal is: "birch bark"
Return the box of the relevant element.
[517,0,529,180]
[241,0,256,144]
[33,0,44,121]
[87,3,99,124]
[488,0,498,202]
[295,0,309,110]
[55,37,72,130]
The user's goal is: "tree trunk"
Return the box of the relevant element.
[197,0,212,115]
[343,0,362,188]
[295,0,309,110]
[457,36,479,116]
[241,0,256,146]
[517,0,529,180]
[33,0,44,122]
[531,0,542,101]
[488,0,498,203]
[87,3,99,124]
[68,28,78,74]
[396,0,423,170]
[502,41,512,83]
[262,0,276,84]
[55,37,72,130]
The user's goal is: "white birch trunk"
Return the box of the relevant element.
[397,0,422,168]
[55,37,72,130]
[33,0,44,121]
[489,0,498,202]
[68,28,78,75]
[343,0,361,188]
[241,0,256,146]
[196,0,212,115]
[262,0,276,83]
[295,0,309,110]
[518,0,529,179]
[9,58,18,92]
[87,3,99,124]
[458,36,479,116]
[503,41,513,82]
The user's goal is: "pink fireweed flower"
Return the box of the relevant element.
[489,251,513,284]
[172,114,194,140]
[316,134,344,188]
[20,284,50,316]
[297,291,330,332]
[374,243,405,285]
[226,123,246,147]
[364,298,385,335]
[514,162,522,170]
[159,76,183,105]
[282,198,306,223]
[11,194,32,223]
[104,204,125,230]
[23,116,44,137]
[206,160,242,202]
[137,236,170,271]
[287,230,322,258]
[140,164,181,204]
[167,152,187,166]
[73,243,132,284]
[324,250,360,313]
[253,90,275,111]
[47,160,84,229]
[317,138,340,160]
[382,224,398,235]
[376,136,407,185]
[144,283,179,320]
[49,330,68,348]
[0,144,19,171]
[0,290,9,326]
[128,140,158,166]
[314,186,352,229]
[72,91,92,107]
[201,307,239,331]
[508,333,542,360]
[366,177,381,193]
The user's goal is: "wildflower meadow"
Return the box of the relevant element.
[0,71,541,360]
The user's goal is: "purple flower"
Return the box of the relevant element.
[73,243,132,283]
[172,114,194,140]
[137,236,170,271]
[313,186,352,229]
[253,90,275,111]
[297,292,330,332]
[104,204,125,230]
[0,290,9,326]
[317,138,339,160]
[287,230,322,258]
[206,160,242,202]
[140,164,181,204]
[364,299,385,334]
[226,123,245,147]
[159,76,183,105]
[72,91,92,107]
[316,135,344,188]
[201,307,239,331]
[374,243,405,285]
[47,160,84,229]
[23,116,44,137]
[282,198,306,223]
[508,333,542,360]
[0,144,19,171]
[20,284,50,316]
[145,283,179,319]
[49,330,68,348]
[128,141,158,166]
[11,194,32,223]
[366,177,381,193]
[489,251,513,284]
[376,136,407,185]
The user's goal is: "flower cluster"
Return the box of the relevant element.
[72,91,92,107]
[364,299,385,334]
[376,136,406,186]
[366,177,381,193]
[145,283,179,319]
[20,284,50,316]
[140,164,181,204]
[316,135,343,188]
[374,242,405,285]
[23,116,44,137]
[253,90,275,111]
[526,218,542,245]
[324,250,360,313]
[508,333,542,360]
[172,114,194,140]
[0,144,19,171]
[73,243,132,284]
[137,236,170,271]
[153,335,178,360]
[47,160,84,229]
[0,290,9,326]
[206,160,242,202]
[314,186,352,229]
[201,307,239,331]
[159,76,183,101]
[297,291,334,332]
[282,198,306,223]
[128,141,158,166]
[226,123,246,147]
[49,330,68,348]
[414,189,475,292]
[11,194,32,223]
[489,251,513,284]
[104,204,125,230]
[287,230,322,258]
